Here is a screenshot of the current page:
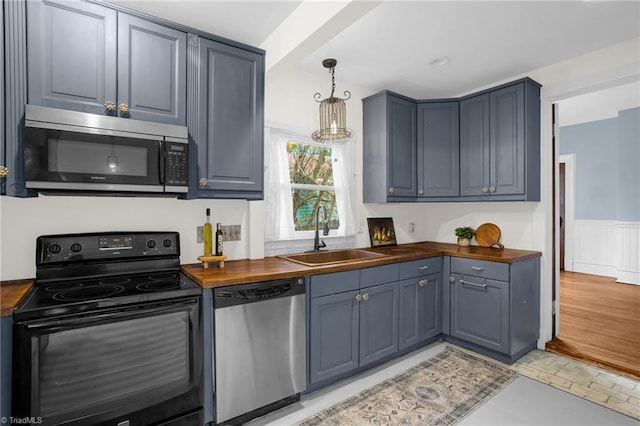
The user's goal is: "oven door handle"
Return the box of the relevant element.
[23,297,199,330]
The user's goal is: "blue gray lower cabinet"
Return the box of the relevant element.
[0,316,11,421]
[307,260,445,389]
[359,281,398,367]
[445,256,540,364]
[398,272,442,350]
[202,289,214,424]
[309,290,360,384]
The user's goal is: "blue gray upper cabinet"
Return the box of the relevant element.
[117,14,186,125]
[460,80,541,200]
[27,0,186,126]
[363,92,417,202]
[192,38,264,199]
[417,102,460,198]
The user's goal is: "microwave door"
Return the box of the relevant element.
[25,127,163,192]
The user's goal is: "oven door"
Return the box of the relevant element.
[12,297,202,426]
[25,126,163,192]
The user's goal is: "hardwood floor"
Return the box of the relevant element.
[546,271,640,379]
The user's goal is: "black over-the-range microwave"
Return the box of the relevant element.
[24,105,189,195]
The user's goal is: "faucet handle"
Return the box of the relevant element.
[319,240,327,249]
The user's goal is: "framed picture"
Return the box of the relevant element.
[367,217,397,247]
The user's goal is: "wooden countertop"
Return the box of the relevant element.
[0,279,34,317]
[1,241,540,315]
[182,241,541,289]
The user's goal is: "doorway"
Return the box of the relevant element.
[547,88,640,379]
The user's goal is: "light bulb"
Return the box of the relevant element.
[330,119,338,135]
[107,155,118,172]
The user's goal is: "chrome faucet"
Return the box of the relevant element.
[311,205,330,252]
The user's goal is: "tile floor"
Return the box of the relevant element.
[509,348,640,420]
[249,342,640,425]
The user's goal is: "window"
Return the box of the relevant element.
[287,142,340,232]
[265,127,356,242]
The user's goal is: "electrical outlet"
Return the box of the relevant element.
[221,225,241,241]
[197,226,203,243]
[408,222,415,233]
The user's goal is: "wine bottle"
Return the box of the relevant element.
[203,208,213,256]
[215,223,224,256]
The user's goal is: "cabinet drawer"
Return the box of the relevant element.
[360,264,400,288]
[310,270,359,298]
[399,257,442,279]
[451,257,509,282]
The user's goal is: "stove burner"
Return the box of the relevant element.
[53,285,124,301]
[45,282,84,292]
[149,273,178,280]
[137,280,185,291]
[99,277,131,285]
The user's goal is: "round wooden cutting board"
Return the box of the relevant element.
[475,223,504,249]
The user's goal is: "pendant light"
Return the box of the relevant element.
[312,58,352,142]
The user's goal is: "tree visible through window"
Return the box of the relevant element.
[286,141,340,232]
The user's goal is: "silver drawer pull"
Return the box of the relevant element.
[355,294,362,301]
[362,293,369,301]
[419,279,428,287]
[418,266,429,270]
[471,266,483,271]
[460,279,487,289]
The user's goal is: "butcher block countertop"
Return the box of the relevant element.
[182,241,541,289]
[1,241,540,315]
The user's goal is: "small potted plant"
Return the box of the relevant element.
[454,226,475,246]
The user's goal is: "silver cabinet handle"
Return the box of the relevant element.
[449,276,456,282]
[362,293,369,301]
[471,266,483,271]
[418,189,424,195]
[418,265,429,270]
[355,294,362,301]
[419,279,428,287]
[482,186,489,193]
[0,166,8,177]
[489,186,496,193]
[460,279,487,289]
[388,187,395,194]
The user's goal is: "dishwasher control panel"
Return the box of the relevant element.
[213,277,305,309]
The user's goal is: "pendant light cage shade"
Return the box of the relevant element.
[312,59,352,143]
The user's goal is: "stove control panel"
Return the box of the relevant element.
[37,232,181,266]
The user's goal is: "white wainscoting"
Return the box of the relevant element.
[615,221,640,285]
[569,219,640,285]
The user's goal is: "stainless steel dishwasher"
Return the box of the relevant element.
[213,277,306,425]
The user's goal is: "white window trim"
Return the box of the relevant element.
[264,122,357,256]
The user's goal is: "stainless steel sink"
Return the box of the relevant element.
[278,249,386,266]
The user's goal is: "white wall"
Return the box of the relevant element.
[0,196,251,280]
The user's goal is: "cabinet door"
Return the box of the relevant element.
[196,39,264,199]
[359,282,398,367]
[387,96,417,198]
[27,0,117,115]
[398,278,420,350]
[417,102,459,197]
[490,84,525,196]
[419,273,441,341]
[459,94,490,196]
[450,275,509,353]
[117,13,186,125]
[309,291,359,385]
[399,273,441,350]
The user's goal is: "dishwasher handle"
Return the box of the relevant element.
[214,277,305,308]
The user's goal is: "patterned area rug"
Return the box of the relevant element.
[298,347,516,425]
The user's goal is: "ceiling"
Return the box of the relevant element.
[109,0,639,99]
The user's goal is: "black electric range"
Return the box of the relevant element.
[15,231,201,321]
[12,231,204,426]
